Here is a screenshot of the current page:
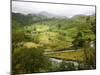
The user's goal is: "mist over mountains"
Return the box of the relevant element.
[12,1,95,18]
[12,10,95,20]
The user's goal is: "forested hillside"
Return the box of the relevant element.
[12,12,96,74]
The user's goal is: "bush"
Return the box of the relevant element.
[12,47,51,74]
[56,61,76,71]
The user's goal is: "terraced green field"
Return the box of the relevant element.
[47,50,85,62]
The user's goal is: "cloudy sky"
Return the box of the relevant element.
[12,0,95,18]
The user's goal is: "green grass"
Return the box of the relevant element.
[47,50,85,62]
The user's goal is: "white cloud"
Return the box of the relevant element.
[12,1,95,17]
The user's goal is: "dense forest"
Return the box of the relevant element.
[12,12,96,74]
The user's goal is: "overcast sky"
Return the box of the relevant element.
[12,1,95,18]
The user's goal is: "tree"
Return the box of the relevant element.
[86,16,96,34]
[72,32,85,49]
[58,24,61,29]
[72,31,96,69]
[12,47,51,74]
[12,31,26,50]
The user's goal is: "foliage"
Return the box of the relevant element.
[59,61,75,71]
[12,12,96,73]
[72,32,85,49]
[12,47,51,74]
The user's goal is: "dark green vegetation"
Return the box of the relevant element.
[12,12,96,74]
